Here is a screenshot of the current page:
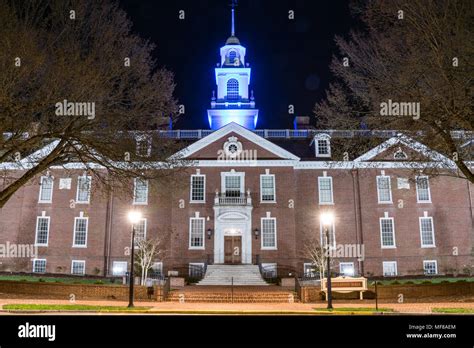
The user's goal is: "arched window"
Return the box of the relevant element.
[228,50,237,64]
[226,79,239,101]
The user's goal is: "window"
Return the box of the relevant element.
[261,263,277,278]
[419,216,435,247]
[303,263,317,277]
[228,50,237,63]
[189,263,205,277]
[423,260,438,275]
[339,262,355,277]
[226,78,239,101]
[35,216,50,246]
[112,261,128,276]
[133,218,147,243]
[133,178,148,205]
[383,261,397,276]
[394,148,407,160]
[76,176,91,203]
[39,176,53,203]
[189,217,205,249]
[376,176,392,203]
[73,217,88,247]
[260,174,276,202]
[136,134,152,157]
[71,260,85,275]
[320,221,336,248]
[151,262,163,276]
[318,177,334,204]
[380,217,396,248]
[32,259,46,273]
[314,134,331,157]
[261,217,277,249]
[416,176,431,203]
[223,173,244,197]
[190,175,206,202]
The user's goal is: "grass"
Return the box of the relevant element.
[372,277,474,286]
[3,304,151,311]
[0,275,118,285]
[313,307,394,313]
[432,308,474,314]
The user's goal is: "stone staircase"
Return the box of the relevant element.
[166,285,298,303]
[197,264,269,286]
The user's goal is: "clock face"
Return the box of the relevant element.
[228,144,238,154]
[223,137,243,157]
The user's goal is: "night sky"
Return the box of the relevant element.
[119,0,355,129]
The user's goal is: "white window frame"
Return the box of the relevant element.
[303,263,317,277]
[72,216,89,248]
[382,261,398,277]
[32,258,47,273]
[189,216,205,250]
[151,262,163,275]
[71,260,86,275]
[419,216,436,248]
[416,176,431,203]
[261,263,277,278]
[261,217,277,250]
[76,175,91,204]
[133,218,147,245]
[34,215,50,247]
[221,171,245,197]
[136,134,152,157]
[133,178,148,205]
[190,174,206,203]
[38,176,54,203]
[339,262,355,277]
[320,220,336,249]
[189,262,205,277]
[379,216,396,249]
[318,176,334,205]
[112,261,128,276]
[423,260,438,275]
[376,175,392,204]
[260,174,276,203]
[314,134,331,158]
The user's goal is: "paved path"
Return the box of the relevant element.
[1,297,474,314]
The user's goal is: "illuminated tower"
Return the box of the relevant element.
[207,1,259,130]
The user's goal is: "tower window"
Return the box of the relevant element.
[229,50,237,63]
[226,78,239,101]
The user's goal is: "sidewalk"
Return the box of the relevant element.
[1,297,474,314]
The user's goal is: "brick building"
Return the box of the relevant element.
[0,6,472,280]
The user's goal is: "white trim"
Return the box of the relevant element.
[382,261,398,277]
[75,175,91,204]
[72,216,89,248]
[171,122,300,161]
[112,261,128,276]
[423,260,438,275]
[260,173,276,203]
[314,134,331,158]
[318,176,334,205]
[261,216,277,250]
[133,178,149,205]
[339,262,355,276]
[38,176,54,203]
[34,216,50,247]
[376,175,393,204]
[415,176,432,203]
[379,216,396,249]
[303,263,317,277]
[221,170,245,195]
[190,174,206,203]
[133,218,147,244]
[32,258,47,273]
[71,260,86,275]
[189,216,205,250]
[419,216,436,248]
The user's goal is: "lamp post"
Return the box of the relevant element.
[127,210,142,308]
[321,212,334,309]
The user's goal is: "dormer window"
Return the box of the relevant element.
[136,134,152,157]
[393,147,407,160]
[314,134,331,158]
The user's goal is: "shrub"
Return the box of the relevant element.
[404,281,414,285]
[94,280,104,285]
[38,278,45,282]
[390,281,400,285]
[421,280,432,284]
[456,279,467,283]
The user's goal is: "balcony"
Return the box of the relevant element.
[214,190,252,206]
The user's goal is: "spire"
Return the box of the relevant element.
[231,0,237,36]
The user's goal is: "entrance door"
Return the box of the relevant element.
[224,236,242,264]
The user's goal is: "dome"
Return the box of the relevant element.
[226,35,240,45]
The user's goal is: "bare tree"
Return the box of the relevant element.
[315,0,473,182]
[303,237,335,283]
[134,236,167,286]
[0,0,185,208]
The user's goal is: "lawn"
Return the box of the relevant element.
[432,308,474,314]
[313,307,394,313]
[0,275,119,285]
[3,304,151,311]
[372,277,474,286]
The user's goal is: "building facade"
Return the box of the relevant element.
[0,8,473,280]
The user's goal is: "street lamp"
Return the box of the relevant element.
[321,212,334,309]
[127,210,142,308]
